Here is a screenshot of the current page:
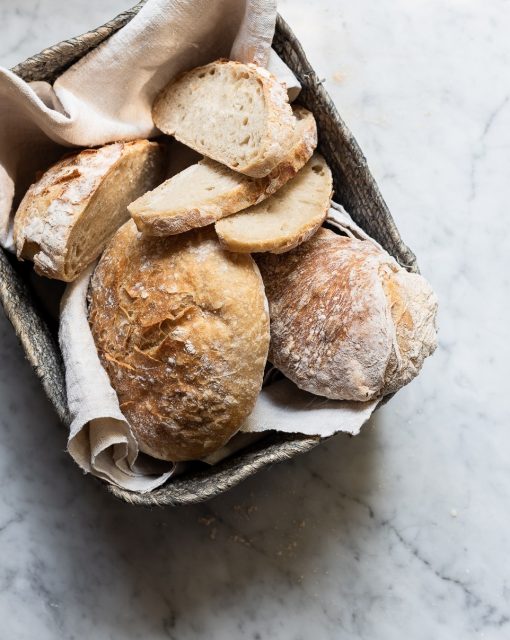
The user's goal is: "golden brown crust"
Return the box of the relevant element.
[13,140,164,282]
[380,266,438,394]
[257,229,437,401]
[88,221,270,462]
[262,106,318,193]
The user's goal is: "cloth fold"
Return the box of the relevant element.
[60,263,175,491]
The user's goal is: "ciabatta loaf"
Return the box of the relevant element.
[216,153,332,253]
[14,140,165,282]
[152,59,296,178]
[257,229,438,401]
[88,221,270,462]
[129,107,317,236]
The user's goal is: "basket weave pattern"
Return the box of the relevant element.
[0,4,417,506]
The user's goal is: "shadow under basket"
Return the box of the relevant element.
[0,5,418,506]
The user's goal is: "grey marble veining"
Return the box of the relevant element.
[1,1,509,638]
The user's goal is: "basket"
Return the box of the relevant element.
[0,3,418,506]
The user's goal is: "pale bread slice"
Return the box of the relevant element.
[14,140,165,282]
[152,59,296,178]
[215,153,333,254]
[129,107,317,236]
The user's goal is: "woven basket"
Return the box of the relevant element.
[0,4,417,506]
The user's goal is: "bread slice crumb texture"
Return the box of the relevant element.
[129,106,318,236]
[152,59,296,178]
[215,153,333,254]
[13,140,164,282]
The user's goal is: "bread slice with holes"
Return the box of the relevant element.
[215,153,333,254]
[129,107,317,236]
[14,140,165,282]
[152,59,296,178]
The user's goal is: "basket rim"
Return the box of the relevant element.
[2,4,417,506]
[10,1,147,83]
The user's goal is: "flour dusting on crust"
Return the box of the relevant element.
[257,229,438,401]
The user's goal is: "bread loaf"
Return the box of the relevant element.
[152,59,296,178]
[88,221,270,462]
[14,140,165,282]
[215,153,332,253]
[129,106,317,236]
[257,229,438,401]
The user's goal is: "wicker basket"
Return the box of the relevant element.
[0,4,417,506]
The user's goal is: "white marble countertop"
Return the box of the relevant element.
[1,1,508,638]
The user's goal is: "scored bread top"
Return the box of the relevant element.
[152,59,296,178]
[88,221,270,462]
[215,153,333,253]
[129,106,318,236]
[257,229,438,401]
[13,140,164,281]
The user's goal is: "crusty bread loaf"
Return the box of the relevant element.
[129,106,317,236]
[215,153,332,253]
[88,221,270,462]
[14,140,165,282]
[152,59,296,178]
[257,229,438,401]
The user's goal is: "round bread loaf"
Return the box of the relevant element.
[88,221,270,461]
[257,229,438,401]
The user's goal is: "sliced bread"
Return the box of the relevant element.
[129,106,317,236]
[215,153,333,254]
[14,140,165,282]
[152,59,296,178]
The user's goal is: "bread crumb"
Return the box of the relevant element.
[332,70,347,83]
[231,534,252,548]
[233,503,258,519]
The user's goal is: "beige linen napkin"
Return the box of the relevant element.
[0,0,300,248]
[59,207,380,492]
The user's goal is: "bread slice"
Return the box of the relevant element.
[129,107,317,236]
[215,153,333,254]
[152,59,296,178]
[14,140,165,282]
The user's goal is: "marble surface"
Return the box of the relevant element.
[1,0,509,638]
